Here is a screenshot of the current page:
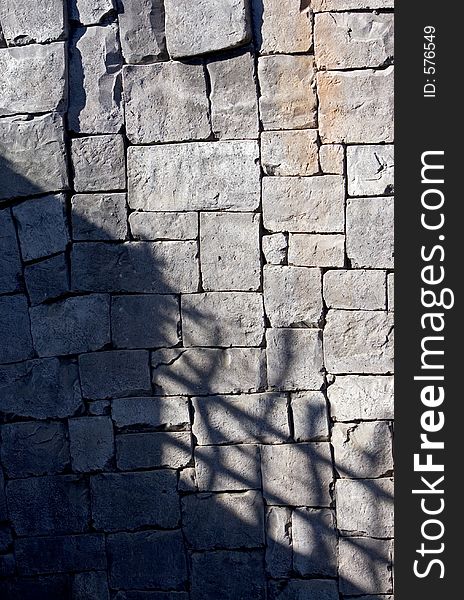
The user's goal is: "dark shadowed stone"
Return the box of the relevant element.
[68,416,114,472]
[0,527,12,552]
[265,507,292,578]
[24,253,69,305]
[71,193,128,241]
[0,296,33,364]
[292,508,338,576]
[111,396,190,430]
[72,571,110,600]
[1,421,70,478]
[114,593,189,600]
[0,208,22,293]
[268,579,339,600]
[108,531,187,590]
[0,472,7,521]
[0,554,15,576]
[0,576,71,600]
[116,431,191,470]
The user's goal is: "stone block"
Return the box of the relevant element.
[319,144,344,175]
[192,393,288,444]
[0,0,65,44]
[25,254,69,305]
[195,445,260,491]
[323,269,386,310]
[0,472,6,522]
[328,375,394,421]
[324,310,394,374]
[118,0,166,63]
[0,554,15,577]
[288,234,345,268]
[264,265,323,327]
[267,329,324,391]
[388,272,394,311]
[261,130,319,176]
[69,25,123,133]
[79,350,151,399]
[112,294,180,349]
[69,0,115,25]
[261,443,333,506]
[291,391,329,441]
[0,575,71,599]
[72,572,109,600]
[0,527,12,553]
[269,579,339,600]
[115,594,189,600]
[30,295,110,357]
[0,296,33,364]
[0,208,21,293]
[129,212,197,240]
[1,421,69,478]
[293,508,337,576]
[312,0,393,11]
[112,396,190,430]
[71,193,127,240]
[265,506,292,578]
[178,467,197,493]
[263,175,345,233]
[71,135,126,192]
[0,113,68,201]
[258,55,317,129]
[128,141,260,211]
[164,0,251,58]
[91,471,179,531]
[348,145,394,196]
[253,0,312,54]
[69,416,114,472]
[116,431,191,470]
[339,537,393,595]
[318,68,394,143]
[263,233,287,265]
[182,292,265,346]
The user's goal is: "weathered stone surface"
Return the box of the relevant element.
[0,472,6,522]
[115,594,189,600]
[0,576,71,600]
[79,350,151,399]
[182,292,265,347]
[118,0,166,63]
[267,329,324,391]
[293,508,337,576]
[191,551,266,600]
[116,431,191,469]
[164,0,251,58]
[200,213,260,291]
[324,270,386,310]
[0,0,65,44]
[178,467,197,492]
[112,396,190,430]
[16,534,106,575]
[72,572,109,600]
[7,475,89,536]
[128,142,260,211]
[388,272,394,311]
[124,63,209,144]
[263,176,345,233]
[339,537,393,595]
[108,531,187,589]
[71,135,126,192]
[0,113,68,201]
[348,145,394,197]
[312,0,393,11]
[258,55,317,129]
[319,144,344,175]
[288,234,345,268]
[72,241,198,294]
[91,471,179,531]
[88,400,110,416]
[69,25,123,133]
[318,68,394,143]
[263,233,287,265]
[72,193,127,240]
[130,212,197,240]
[0,358,82,419]
[315,12,393,69]
[1,421,69,478]
[253,0,312,54]
[30,295,110,357]
[25,254,69,305]
[0,296,33,364]
[112,294,180,349]
[261,130,319,176]
[292,391,329,441]
[325,310,394,374]
[0,527,12,552]
[269,579,339,600]
[0,208,21,293]
[347,197,394,268]
[0,554,15,577]
[0,43,66,116]
[261,443,333,506]
[182,491,264,549]
[264,266,323,327]
[333,421,393,478]
[265,507,292,578]
[328,375,394,421]
[69,416,114,472]
[192,393,288,445]
[195,445,260,491]
[207,52,259,139]
[69,0,115,25]
[336,478,394,537]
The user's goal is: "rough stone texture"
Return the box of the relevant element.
[69,416,114,472]
[348,145,394,197]
[293,508,337,576]
[72,194,127,240]
[0,208,21,293]
[129,212,197,241]
[319,144,344,175]
[164,0,251,58]
[323,270,386,310]
[0,43,66,116]
[0,575,71,599]
[291,391,329,441]
[178,468,197,493]
[115,594,188,600]
[24,254,69,305]
[263,176,345,233]
[112,396,190,430]
[0,0,65,45]
[68,25,123,133]
[71,136,126,192]
[318,68,394,143]
[253,0,312,54]
[265,507,292,578]
[263,233,287,265]
[0,113,68,201]
[261,130,319,176]
[208,52,259,139]
[325,310,394,374]
[118,0,166,63]
[312,0,393,10]
[195,445,260,491]
[128,141,260,212]
[258,55,317,129]
[328,375,394,421]
[116,432,192,470]
[69,0,115,25]
[182,292,265,347]
[123,62,210,144]
[269,579,339,600]
[72,572,110,600]
[0,296,33,364]
[388,272,394,311]
[339,537,393,595]
[267,329,324,390]
[288,234,345,268]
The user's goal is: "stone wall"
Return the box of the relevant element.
[0,1,394,598]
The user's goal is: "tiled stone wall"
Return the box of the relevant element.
[0,1,394,598]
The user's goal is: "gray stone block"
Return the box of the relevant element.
[265,506,292,578]
[261,130,319,176]
[262,233,287,265]
[0,575,71,599]
[339,537,393,595]
[72,572,109,600]
[0,0,66,44]
[291,391,329,442]
[292,508,337,576]
[253,0,313,54]
[0,527,12,553]
[115,594,189,600]
[195,444,260,491]
[116,431,191,470]
[323,269,386,310]
[69,416,114,472]
[0,472,7,522]
[71,193,127,241]
[25,253,69,305]
[69,0,115,25]
[269,579,339,600]
[328,375,394,421]
[0,296,33,364]
[0,554,15,577]
[347,145,394,197]
[112,396,190,430]
[129,212,198,241]
[288,234,345,268]
[118,0,166,63]
[178,467,197,493]
[71,135,126,192]
[0,208,21,293]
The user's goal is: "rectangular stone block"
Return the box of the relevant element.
[72,193,127,240]
[69,416,114,472]
[323,270,386,310]
[116,431,192,469]
[388,272,394,311]
[0,473,6,522]
[269,580,339,600]
[115,594,189,600]
[69,0,114,25]
[129,212,197,240]
[128,141,260,211]
[253,0,312,54]
[339,537,393,595]
[288,234,345,268]
[319,144,344,175]
[0,575,71,600]
[195,445,260,491]
[192,393,289,445]
[71,135,126,192]
[24,254,69,306]
[0,208,21,293]
[261,130,319,176]
[0,0,65,44]
[291,391,329,442]
[263,176,345,233]
[348,145,394,197]
[112,396,190,430]
[328,375,394,421]
[72,572,109,600]
[292,508,337,576]
[118,0,166,63]
[263,233,287,265]
[267,329,324,391]
[0,296,33,364]
[312,0,393,10]
[265,507,292,578]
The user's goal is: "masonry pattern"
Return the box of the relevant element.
[0,1,394,598]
